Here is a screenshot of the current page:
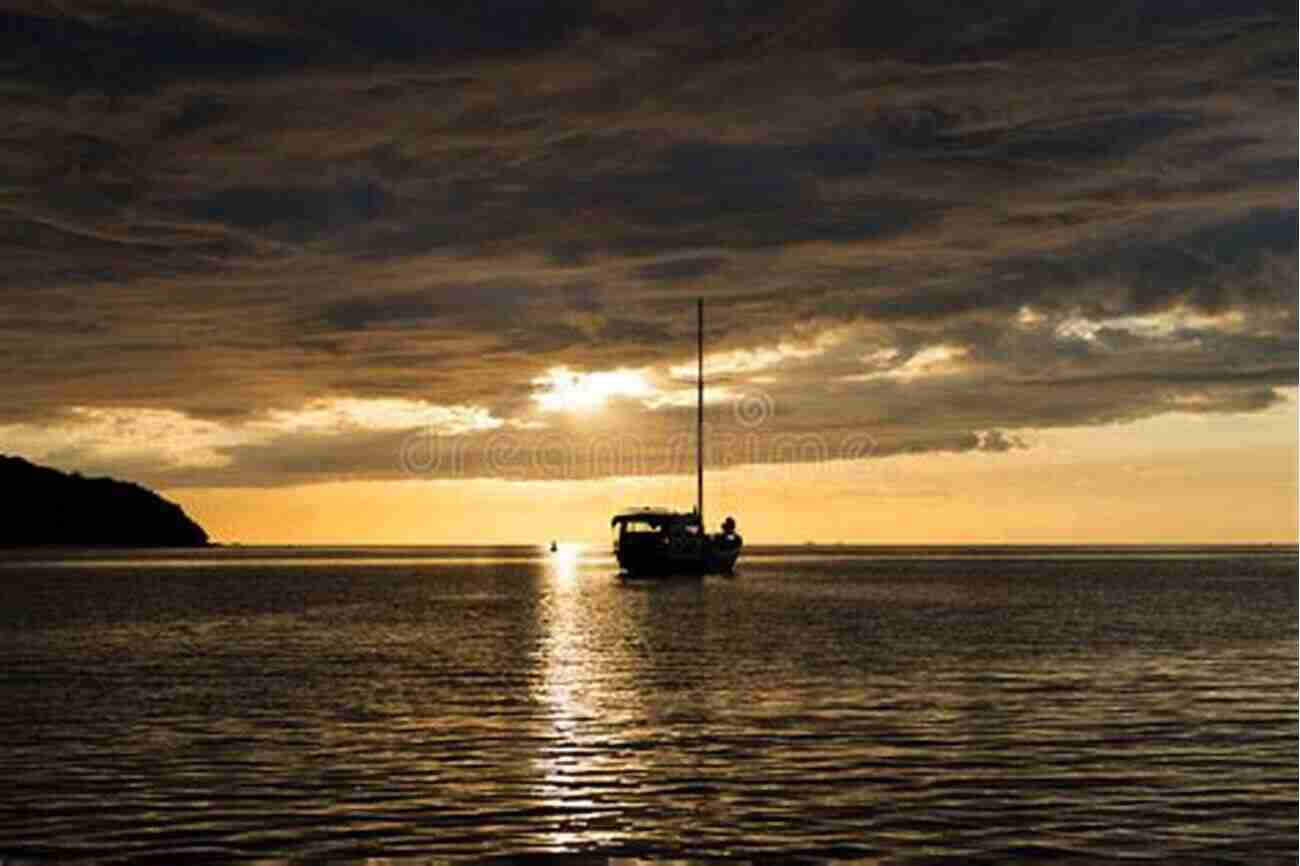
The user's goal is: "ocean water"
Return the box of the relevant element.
[0,545,1294,865]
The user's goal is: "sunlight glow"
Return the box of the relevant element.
[178,387,1297,546]
[668,326,850,379]
[1037,305,1249,343]
[547,541,584,584]
[842,344,971,382]
[531,367,655,413]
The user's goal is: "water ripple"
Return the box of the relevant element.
[0,547,1294,864]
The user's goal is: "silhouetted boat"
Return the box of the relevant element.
[612,299,742,576]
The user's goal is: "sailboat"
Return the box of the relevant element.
[611,299,743,576]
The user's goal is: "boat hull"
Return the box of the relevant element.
[616,535,742,576]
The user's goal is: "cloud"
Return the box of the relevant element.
[975,430,1026,452]
[172,179,389,238]
[844,343,972,382]
[0,2,1294,486]
[670,326,852,379]
[0,398,502,484]
[938,111,1203,163]
[632,255,729,282]
[0,8,318,90]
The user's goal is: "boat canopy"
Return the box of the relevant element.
[610,507,700,528]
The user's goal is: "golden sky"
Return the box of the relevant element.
[175,390,1297,544]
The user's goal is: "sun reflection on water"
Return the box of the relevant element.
[532,541,647,847]
[548,541,583,584]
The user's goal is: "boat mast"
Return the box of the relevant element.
[696,297,704,529]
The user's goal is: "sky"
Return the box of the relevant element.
[2,1,1296,543]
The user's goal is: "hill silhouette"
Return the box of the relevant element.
[0,455,209,547]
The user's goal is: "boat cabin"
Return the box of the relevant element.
[611,507,702,553]
[611,507,702,535]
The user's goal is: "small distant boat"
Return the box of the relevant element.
[612,299,742,576]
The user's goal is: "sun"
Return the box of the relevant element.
[530,366,655,413]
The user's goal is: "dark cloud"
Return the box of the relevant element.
[0,9,318,91]
[1019,366,1298,388]
[0,1,1294,485]
[853,207,1298,325]
[937,111,1203,163]
[836,1,1294,61]
[529,141,802,229]
[174,180,388,238]
[301,1,586,59]
[318,290,458,332]
[632,256,729,282]
[1,2,592,93]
